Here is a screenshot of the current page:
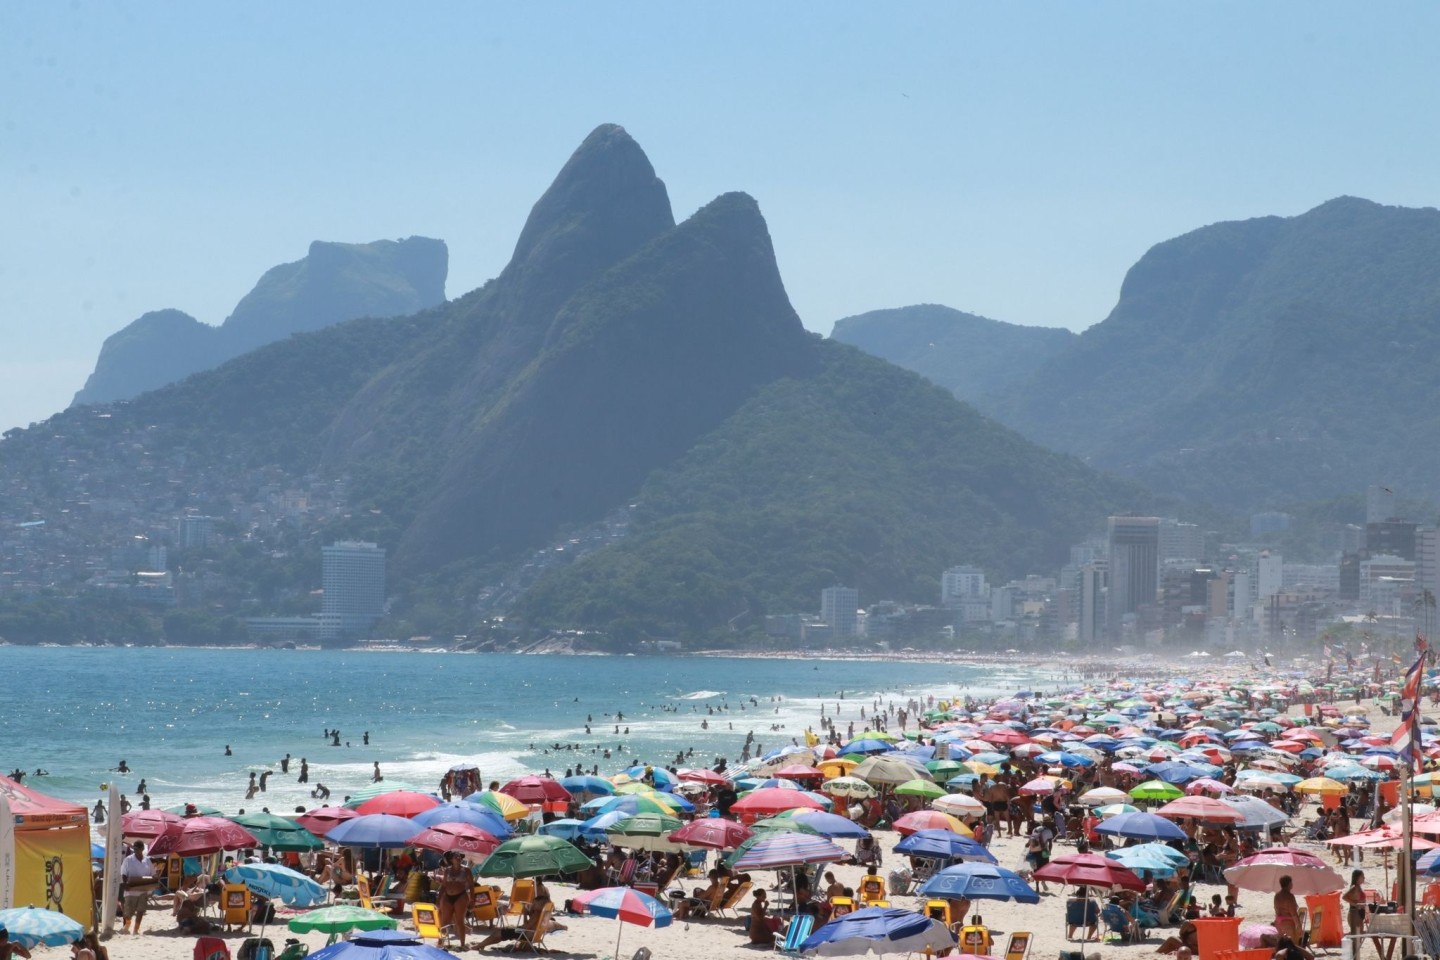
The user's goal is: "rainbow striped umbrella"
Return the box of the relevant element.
[728,833,847,870]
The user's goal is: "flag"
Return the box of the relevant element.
[1392,652,1426,768]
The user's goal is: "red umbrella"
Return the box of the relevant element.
[295,806,358,834]
[892,811,971,837]
[148,816,258,856]
[1034,852,1145,891]
[120,809,183,839]
[411,823,502,858]
[730,788,826,819]
[1155,796,1244,823]
[499,776,572,804]
[668,818,753,851]
[773,765,825,781]
[1225,847,1343,895]
[356,791,441,818]
[980,729,1031,746]
[678,769,731,786]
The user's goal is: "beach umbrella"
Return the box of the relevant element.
[837,739,895,755]
[788,810,873,839]
[1033,853,1145,891]
[149,816,258,856]
[732,787,827,818]
[478,835,593,878]
[799,905,957,956]
[1106,848,1181,877]
[0,907,82,948]
[668,818,753,851]
[607,813,686,852]
[1096,811,1187,842]
[119,808,183,839]
[500,775,572,804]
[304,930,460,960]
[752,816,821,837]
[223,863,328,907]
[1185,778,1235,796]
[1094,803,1141,818]
[917,862,1039,904]
[162,803,224,817]
[1219,796,1291,830]
[560,775,615,798]
[1078,787,1129,807]
[296,805,359,835]
[1156,796,1245,823]
[325,814,423,849]
[729,833,848,871]
[410,823,502,859]
[410,802,512,837]
[925,760,966,780]
[288,905,397,937]
[357,791,441,818]
[678,768,732,786]
[895,779,946,800]
[464,790,530,821]
[932,794,986,818]
[823,777,878,799]
[892,811,972,837]
[1129,780,1184,802]
[1019,776,1067,795]
[1294,777,1349,797]
[538,819,587,841]
[227,812,325,851]
[1225,847,1343,895]
[344,783,422,807]
[1119,843,1191,867]
[894,829,996,863]
[853,756,930,787]
[572,886,672,960]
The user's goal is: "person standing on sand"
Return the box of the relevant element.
[120,840,155,934]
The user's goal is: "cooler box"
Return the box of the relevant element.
[1306,891,1343,948]
[1191,917,1244,960]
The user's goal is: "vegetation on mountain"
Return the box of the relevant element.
[830,303,1075,410]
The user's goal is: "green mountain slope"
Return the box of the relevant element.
[992,197,1440,508]
[830,304,1076,410]
[511,341,1142,639]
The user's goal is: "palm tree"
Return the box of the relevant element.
[1414,589,1436,643]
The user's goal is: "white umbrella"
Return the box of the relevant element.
[931,794,986,818]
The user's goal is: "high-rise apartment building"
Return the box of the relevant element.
[320,541,386,641]
[1107,516,1159,637]
[940,566,989,607]
[820,586,859,637]
[1079,560,1107,644]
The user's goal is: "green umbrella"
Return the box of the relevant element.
[606,813,684,852]
[1129,780,1184,802]
[228,812,325,851]
[895,779,946,800]
[479,835,594,878]
[750,816,821,836]
[925,760,965,780]
[287,904,396,944]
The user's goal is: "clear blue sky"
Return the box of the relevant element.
[3,2,1438,432]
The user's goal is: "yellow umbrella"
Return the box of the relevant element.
[1294,777,1349,797]
[818,759,859,778]
[469,789,530,821]
[966,761,1000,776]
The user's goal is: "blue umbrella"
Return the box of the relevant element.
[224,863,328,907]
[837,739,894,755]
[91,841,105,859]
[800,905,956,956]
[559,775,614,798]
[1107,848,1180,877]
[916,862,1039,903]
[1096,812,1187,842]
[580,810,632,841]
[411,802,512,837]
[539,818,588,841]
[788,810,872,839]
[893,829,996,863]
[0,907,84,949]
[1143,762,1205,784]
[306,930,460,960]
[325,814,423,849]
[1037,751,1096,769]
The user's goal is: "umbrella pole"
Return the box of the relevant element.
[614,919,624,960]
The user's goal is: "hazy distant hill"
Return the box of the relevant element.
[989,197,1440,508]
[71,237,448,406]
[830,304,1076,410]
[4,125,1143,642]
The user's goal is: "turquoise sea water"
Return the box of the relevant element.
[0,647,1058,818]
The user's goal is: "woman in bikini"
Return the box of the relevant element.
[433,852,473,948]
[1343,869,1367,936]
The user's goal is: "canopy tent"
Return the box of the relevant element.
[0,776,92,928]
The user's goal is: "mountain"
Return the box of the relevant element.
[71,237,448,406]
[830,304,1076,409]
[1,124,1145,644]
[987,197,1440,509]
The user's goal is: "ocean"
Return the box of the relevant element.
[0,647,1060,818]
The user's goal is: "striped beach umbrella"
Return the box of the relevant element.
[0,907,83,948]
[573,885,673,960]
[287,905,397,936]
[728,832,847,870]
[223,863,328,907]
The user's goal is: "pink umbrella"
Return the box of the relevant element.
[1185,778,1235,796]
[410,823,502,858]
[1224,847,1343,895]
[295,806,358,834]
[1155,796,1244,822]
[356,791,441,818]
[730,788,826,819]
[149,816,258,856]
[668,818,753,851]
[1034,853,1145,891]
[678,769,731,786]
[119,809,183,839]
[500,776,572,804]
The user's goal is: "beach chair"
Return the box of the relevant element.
[471,884,502,927]
[504,878,536,922]
[1004,931,1032,960]
[858,875,886,906]
[716,881,752,919]
[775,914,814,953]
[194,938,230,960]
[829,896,854,918]
[222,884,252,932]
[412,903,448,946]
[508,901,553,953]
[870,900,891,908]
[925,900,954,927]
[357,875,398,914]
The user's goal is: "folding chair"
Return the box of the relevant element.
[222,884,252,933]
[1004,931,1032,960]
[715,881,752,919]
[774,914,815,953]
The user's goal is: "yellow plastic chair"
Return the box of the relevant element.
[222,884,252,932]
[1004,931,1032,960]
[513,902,552,952]
[716,881,752,919]
[504,878,535,920]
[411,903,444,945]
[471,884,502,926]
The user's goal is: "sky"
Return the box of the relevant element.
[3,2,1439,433]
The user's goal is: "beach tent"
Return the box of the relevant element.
[0,776,92,927]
